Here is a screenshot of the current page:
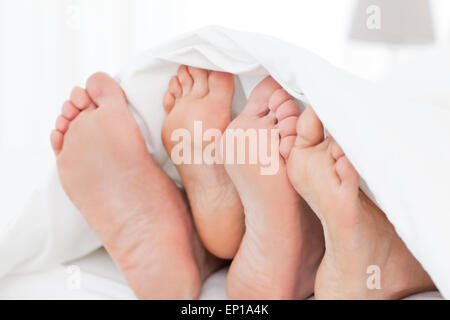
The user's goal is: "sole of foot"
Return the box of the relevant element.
[162,65,244,259]
[287,106,436,299]
[51,72,222,299]
[223,76,325,299]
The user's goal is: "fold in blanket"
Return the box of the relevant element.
[1,26,449,298]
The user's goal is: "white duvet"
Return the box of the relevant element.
[1,26,449,299]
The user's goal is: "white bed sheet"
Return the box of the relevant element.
[1,26,449,299]
[0,248,441,300]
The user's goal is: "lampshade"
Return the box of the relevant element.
[349,0,435,44]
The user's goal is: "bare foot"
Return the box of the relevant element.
[287,107,435,299]
[162,66,244,259]
[222,76,324,299]
[51,72,222,299]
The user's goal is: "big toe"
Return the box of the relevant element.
[287,107,324,191]
[86,72,126,107]
[208,70,235,101]
[295,106,324,149]
[242,76,281,117]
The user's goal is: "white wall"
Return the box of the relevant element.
[0,0,449,219]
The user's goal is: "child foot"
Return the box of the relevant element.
[223,77,324,299]
[287,107,435,299]
[162,66,244,259]
[51,72,223,299]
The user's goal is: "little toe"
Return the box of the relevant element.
[295,106,324,149]
[50,130,64,155]
[163,91,176,114]
[335,155,359,192]
[62,100,80,121]
[86,72,126,108]
[178,65,194,97]
[56,115,70,133]
[169,76,182,99]
[208,71,235,101]
[70,87,93,110]
[164,76,182,114]
[243,76,281,117]
[188,66,209,97]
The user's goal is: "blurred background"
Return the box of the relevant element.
[0,0,449,222]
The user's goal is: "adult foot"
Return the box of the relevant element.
[287,107,435,299]
[223,76,324,299]
[51,72,222,299]
[162,65,244,259]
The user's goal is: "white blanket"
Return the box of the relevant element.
[0,248,442,300]
[1,26,449,298]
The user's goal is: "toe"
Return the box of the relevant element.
[243,76,281,117]
[279,116,298,138]
[55,115,70,133]
[275,99,299,122]
[178,65,194,97]
[328,136,345,161]
[169,76,182,99]
[70,87,93,110]
[208,71,235,100]
[295,106,324,149]
[163,91,176,114]
[335,155,359,191]
[86,72,126,108]
[280,136,296,161]
[164,76,183,114]
[50,130,64,155]
[268,88,292,113]
[279,114,299,162]
[62,100,80,120]
[188,66,209,97]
